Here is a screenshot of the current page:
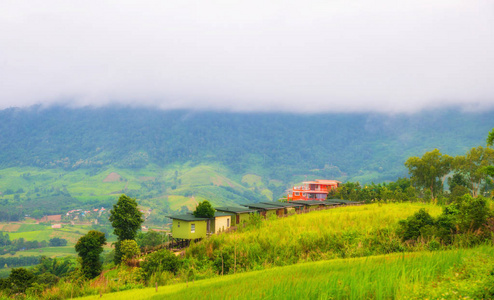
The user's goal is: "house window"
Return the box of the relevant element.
[191,223,195,233]
[302,193,306,196]
[295,192,300,196]
[178,221,180,228]
[227,218,230,227]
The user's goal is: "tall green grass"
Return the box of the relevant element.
[79,245,494,300]
[184,203,443,274]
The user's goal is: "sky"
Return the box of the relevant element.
[1,0,493,113]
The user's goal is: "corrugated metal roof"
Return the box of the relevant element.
[291,200,331,206]
[167,214,210,221]
[215,206,257,213]
[260,202,304,208]
[244,203,281,210]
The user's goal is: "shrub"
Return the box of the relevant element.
[141,249,180,279]
[397,209,435,242]
[456,195,491,233]
[120,240,141,263]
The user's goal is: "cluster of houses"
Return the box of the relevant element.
[168,198,358,241]
[65,207,106,221]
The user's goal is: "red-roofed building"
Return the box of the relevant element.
[287,179,340,201]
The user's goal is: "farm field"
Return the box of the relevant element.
[81,245,494,300]
[0,222,105,260]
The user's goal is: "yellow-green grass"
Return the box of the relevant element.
[261,188,273,200]
[185,203,443,269]
[209,202,441,247]
[1,246,76,258]
[16,223,51,232]
[80,246,494,300]
[3,225,89,244]
[8,229,53,241]
[241,174,263,187]
[178,164,241,189]
[168,195,200,211]
[268,179,283,187]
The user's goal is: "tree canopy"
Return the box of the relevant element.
[109,194,144,264]
[404,149,453,198]
[75,230,106,279]
[487,128,494,147]
[193,200,215,218]
[453,146,494,196]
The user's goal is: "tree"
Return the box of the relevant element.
[483,128,494,180]
[137,230,166,249]
[8,267,36,294]
[397,209,435,242]
[453,146,494,196]
[109,194,144,264]
[119,239,140,263]
[447,173,469,193]
[193,200,215,218]
[49,237,68,247]
[75,230,106,279]
[487,128,494,147]
[405,149,453,199]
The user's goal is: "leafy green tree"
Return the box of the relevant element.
[119,239,140,263]
[137,230,166,249]
[456,194,491,233]
[447,173,469,193]
[193,200,215,218]
[405,149,453,199]
[75,230,106,279]
[8,267,36,293]
[482,128,494,180]
[487,128,494,147]
[109,194,144,264]
[453,146,494,196]
[49,237,68,247]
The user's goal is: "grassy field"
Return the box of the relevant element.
[80,245,494,300]
[184,203,444,272]
[0,222,95,260]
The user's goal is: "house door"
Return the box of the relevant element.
[236,215,240,225]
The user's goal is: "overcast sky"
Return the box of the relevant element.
[1,1,493,113]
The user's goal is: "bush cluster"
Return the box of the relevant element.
[398,194,493,244]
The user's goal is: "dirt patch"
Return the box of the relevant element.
[1,224,21,232]
[103,172,121,182]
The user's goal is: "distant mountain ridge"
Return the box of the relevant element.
[0,106,491,178]
[0,106,491,219]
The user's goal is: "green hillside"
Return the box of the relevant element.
[0,106,493,221]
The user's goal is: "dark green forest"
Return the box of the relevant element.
[0,106,491,178]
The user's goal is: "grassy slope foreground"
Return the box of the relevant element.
[81,246,494,300]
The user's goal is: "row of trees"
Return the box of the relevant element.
[405,130,494,198]
[331,129,494,202]
[0,233,67,256]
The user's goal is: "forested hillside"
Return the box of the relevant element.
[0,106,492,220]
